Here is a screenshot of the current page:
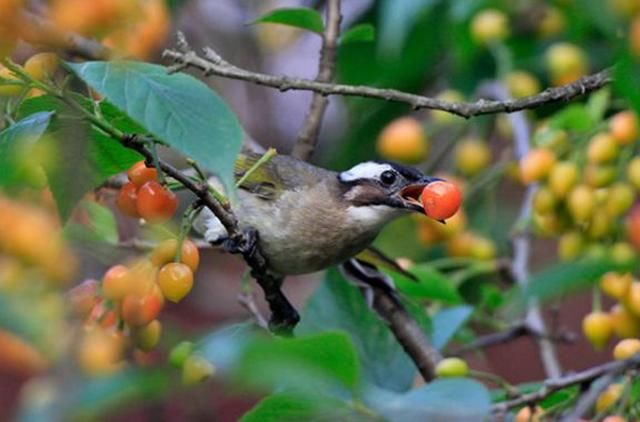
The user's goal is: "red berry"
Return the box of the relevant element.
[116,182,140,217]
[127,161,158,187]
[421,181,462,220]
[136,181,178,223]
[121,286,164,327]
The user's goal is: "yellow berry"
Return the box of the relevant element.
[582,311,613,350]
[470,9,510,45]
[454,138,492,176]
[613,338,640,360]
[435,357,469,377]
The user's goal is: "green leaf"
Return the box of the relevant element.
[366,378,491,421]
[341,24,376,45]
[586,87,610,123]
[242,393,370,422]
[390,264,462,303]
[614,54,640,114]
[378,0,437,55]
[79,200,118,244]
[298,269,430,392]
[234,331,360,393]
[252,8,324,34]
[0,111,52,188]
[66,61,243,195]
[548,104,595,133]
[430,305,473,351]
[523,259,628,302]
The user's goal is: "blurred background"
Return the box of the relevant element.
[2,0,640,420]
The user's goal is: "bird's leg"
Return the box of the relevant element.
[223,228,300,336]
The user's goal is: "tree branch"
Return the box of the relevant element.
[291,0,341,160]
[491,354,640,414]
[163,34,612,119]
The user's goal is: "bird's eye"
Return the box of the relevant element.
[380,170,397,185]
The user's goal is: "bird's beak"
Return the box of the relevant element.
[397,176,441,212]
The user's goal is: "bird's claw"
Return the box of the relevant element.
[222,228,259,257]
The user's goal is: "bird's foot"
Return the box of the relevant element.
[222,227,259,258]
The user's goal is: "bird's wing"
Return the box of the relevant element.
[354,246,418,281]
[234,151,283,201]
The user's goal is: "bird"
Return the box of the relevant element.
[194,150,439,277]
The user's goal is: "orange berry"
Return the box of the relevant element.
[587,132,619,164]
[24,53,59,81]
[0,329,48,376]
[514,406,543,422]
[548,161,579,198]
[600,272,632,300]
[624,282,640,316]
[596,383,623,413]
[627,205,640,250]
[626,156,640,190]
[582,311,613,350]
[121,286,164,327]
[157,262,194,303]
[78,327,125,376]
[520,148,556,184]
[610,110,638,145]
[102,264,131,301]
[613,338,640,360]
[116,182,140,218]
[127,161,158,187]
[376,117,429,164]
[136,181,178,223]
[420,181,463,220]
[150,238,200,272]
[610,304,640,339]
[454,138,491,176]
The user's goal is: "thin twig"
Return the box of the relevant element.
[235,148,277,188]
[491,354,640,414]
[480,81,562,378]
[291,0,341,160]
[163,34,612,119]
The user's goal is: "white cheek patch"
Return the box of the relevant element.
[339,162,394,183]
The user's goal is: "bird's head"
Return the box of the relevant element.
[337,161,439,225]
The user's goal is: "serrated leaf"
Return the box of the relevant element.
[430,305,473,351]
[341,24,375,45]
[0,111,52,188]
[66,61,243,195]
[366,378,491,422]
[252,7,324,34]
[389,264,462,303]
[298,269,430,392]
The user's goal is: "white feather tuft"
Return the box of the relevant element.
[339,162,394,183]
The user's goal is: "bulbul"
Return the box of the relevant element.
[195,150,439,277]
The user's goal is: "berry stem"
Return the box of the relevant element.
[175,203,202,262]
[235,148,277,189]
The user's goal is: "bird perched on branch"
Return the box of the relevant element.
[194,150,440,331]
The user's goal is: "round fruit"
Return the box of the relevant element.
[136,181,178,223]
[470,9,510,45]
[127,161,158,187]
[587,132,618,164]
[169,341,194,368]
[514,406,543,422]
[135,319,162,352]
[613,338,640,360]
[78,327,125,376]
[545,42,588,80]
[470,236,496,260]
[596,383,623,413]
[582,311,613,350]
[504,71,540,98]
[600,272,632,300]
[0,329,48,376]
[420,181,463,220]
[0,66,22,96]
[435,357,469,377]
[116,182,140,218]
[602,416,627,422]
[557,231,585,261]
[548,161,579,198]
[610,304,640,339]
[454,138,491,176]
[121,287,164,327]
[610,110,638,145]
[182,354,215,385]
[376,117,429,164]
[625,282,640,316]
[533,186,556,214]
[537,6,565,38]
[584,164,617,188]
[588,210,612,239]
[606,182,634,217]
[24,53,59,81]
[151,238,200,272]
[567,185,596,223]
[102,264,131,301]
[626,156,640,190]
[520,148,556,184]
[157,262,194,303]
[611,242,636,265]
